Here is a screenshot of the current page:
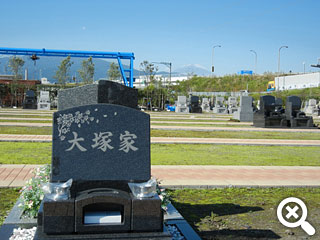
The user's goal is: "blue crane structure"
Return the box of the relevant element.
[0,47,135,87]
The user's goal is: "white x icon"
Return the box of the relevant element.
[286,205,299,219]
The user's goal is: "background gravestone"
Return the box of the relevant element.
[213,96,227,114]
[175,96,188,113]
[201,98,210,112]
[52,104,150,182]
[233,96,253,122]
[305,99,319,115]
[37,91,51,110]
[58,80,138,111]
[227,97,238,114]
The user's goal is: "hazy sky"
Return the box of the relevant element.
[1,0,319,75]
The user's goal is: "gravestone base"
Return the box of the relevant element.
[175,106,189,113]
[253,113,287,128]
[233,110,253,122]
[33,226,172,240]
[228,107,238,114]
[213,107,227,114]
[38,103,51,110]
[190,106,202,113]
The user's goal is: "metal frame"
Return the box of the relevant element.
[0,47,135,87]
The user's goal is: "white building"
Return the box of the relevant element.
[133,75,190,88]
[275,72,320,91]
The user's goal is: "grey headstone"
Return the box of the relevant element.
[201,98,210,112]
[213,97,227,114]
[175,96,188,113]
[305,99,320,115]
[58,80,138,111]
[51,104,150,182]
[233,96,253,122]
[37,91,51,110]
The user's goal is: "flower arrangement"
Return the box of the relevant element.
[156,179,171,211]
[19,165,50,218]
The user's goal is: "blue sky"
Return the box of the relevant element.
[1,0,320,75]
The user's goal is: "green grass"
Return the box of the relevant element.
[0,142,319,166]
[151,129,320,140]
[0,119,52,123]
[0,142,51,164]
[0,188,21,226]
[151,144,320,166]
[0,126,52,135]
[1,126,320,140]
[169,188,320,239]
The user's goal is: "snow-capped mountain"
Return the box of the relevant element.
[174,64,211,76]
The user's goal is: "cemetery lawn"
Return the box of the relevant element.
[0,142,51,164]
[1,127,320,140]
[151,129,320,140]
[0,188,20,226]
[151,144,320,166]
[0,142,320,166]
[0,126,52,135]
[169,187,320,239]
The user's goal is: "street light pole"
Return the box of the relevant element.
[250,50,257,75]
[277,45,288,91]
[212,45,221,76]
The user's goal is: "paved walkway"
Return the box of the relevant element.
[1,134,320,146]
[0,117,51,121]
[0,164,319,188]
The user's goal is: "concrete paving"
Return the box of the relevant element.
[0,122,51,127]
[1,164,319,188]
[1,134,320,146]
[0,117,51,121]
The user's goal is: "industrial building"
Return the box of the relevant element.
[274,72,320,91]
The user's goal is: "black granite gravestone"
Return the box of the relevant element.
[51,104,150,182]
[189,96,202,113]
[285,96,315,128]
[36,103,169,239]
[23,90,37,109]
[253,95,286,128]
[57,80,138,111]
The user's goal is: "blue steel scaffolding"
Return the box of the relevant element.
[0,47,135,87]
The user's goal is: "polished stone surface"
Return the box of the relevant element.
[57,80,138,111]
[51,104,150,182]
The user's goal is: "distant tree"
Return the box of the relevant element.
[8,56,25,106]
[8,56,25,79]
[54,56,73,85]
[107,62,121,81]
[78,57,95,84]
[140,60,158,86]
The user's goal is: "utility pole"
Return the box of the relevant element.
[212,45,221,76]
[277,46,288,91]
[250,50,257,75]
